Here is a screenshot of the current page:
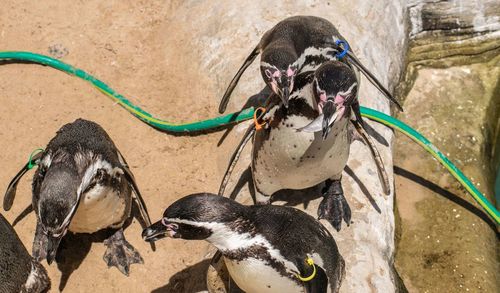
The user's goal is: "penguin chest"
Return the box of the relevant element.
[69,184,129,233]
[224,257,304,293]
[252,115,350,193]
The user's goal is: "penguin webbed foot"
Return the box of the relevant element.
[103,229,143,276]
[318,179,351,232]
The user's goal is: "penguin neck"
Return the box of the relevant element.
[282,81,320,118]
[167,217,260,252]
[204,219,261,252]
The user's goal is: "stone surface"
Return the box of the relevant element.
[394,57,500,293]
[395,1,500,292]
[407,0,500,65]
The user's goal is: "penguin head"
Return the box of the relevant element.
[143,193,247,244]
[37,161,80,264]
[313,61,358,139]
[261,49,298,107]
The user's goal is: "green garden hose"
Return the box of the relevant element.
[0,51,498,225]
[0,51,254,132]
[362,108,500,225]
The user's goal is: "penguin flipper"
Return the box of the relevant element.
[351,119,390,195]
[4,152,43,211]
[117,151,155,250]
[351,100,389,146]
[218,45,260,114]
[345,51,403,111]
[295,258,329,293]
[218,124,256,196]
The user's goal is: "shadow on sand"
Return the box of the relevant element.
[151,259,211,293]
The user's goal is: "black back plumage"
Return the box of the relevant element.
[260,15,345,63]
[315,61,358,96]
[249,204,344,289]
[44,118,121,166]
[0,213,50,292]
[32,119,122,217]
[164,193,247,223]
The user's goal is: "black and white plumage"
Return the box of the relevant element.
[143,193,345,293]
[219,60,390,232]
[218,15,402,114]
[252,61,357,231]
[3,118,153,276]
[0,213,50,293]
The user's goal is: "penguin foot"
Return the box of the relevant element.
[103,229,143,276]
[318,179,351,232]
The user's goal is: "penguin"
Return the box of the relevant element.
[0,213,50,293]
[219,60,390,232]
[218,15,402,114]
[3,118,153,276]
[142,193,345,293]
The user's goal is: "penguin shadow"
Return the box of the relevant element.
[344,165,381,213]
[394,166,499,238]
[271,185,323,209]
[217,87,271,147]
[227,166,321,211]
[362,121,389,147]
[55,229,111,291]
[151,259,210,293]
[11,204,33,227]
[54,203,148,291]
[228,166,381,214]
[228,167,255,201]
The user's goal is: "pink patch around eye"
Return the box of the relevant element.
[286,67,296,77]
[272,70,281,78]
[320,93,327,103]
[335,95,346,105]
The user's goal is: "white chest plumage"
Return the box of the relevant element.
[252,113,350,195]
[69,183,127,233]
[224,257,304,293]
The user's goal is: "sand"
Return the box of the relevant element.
[1,1,221,291]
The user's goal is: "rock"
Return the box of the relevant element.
[395,1,500,292]
[160,1,408,292]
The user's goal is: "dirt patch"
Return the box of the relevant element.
[0,1,221,291]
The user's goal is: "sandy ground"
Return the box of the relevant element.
[0,1,224,292]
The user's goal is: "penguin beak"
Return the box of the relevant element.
[322,100,337,140]
[281,87,290,108]
[46,233,64,264]
[142,219,178,242]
